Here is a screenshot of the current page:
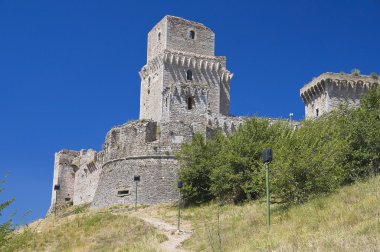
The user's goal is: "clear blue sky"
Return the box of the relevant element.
[1,0,379,224]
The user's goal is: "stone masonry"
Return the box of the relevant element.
[49,16,376,213]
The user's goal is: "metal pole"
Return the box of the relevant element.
[177,190,181,231]
[265,162,271,227]
[135,181,138,211]
[289,113,293,129]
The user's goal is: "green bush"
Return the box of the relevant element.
[351,68,360,76]
[178,87,380,206]
[370,72,378,79]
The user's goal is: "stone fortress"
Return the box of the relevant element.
[49,16,379,212]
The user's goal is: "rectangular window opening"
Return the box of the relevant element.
[117,190,130,196]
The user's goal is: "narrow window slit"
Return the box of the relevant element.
[187,97,194,110]
[186,70,192,81]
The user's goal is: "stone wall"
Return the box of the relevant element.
[92,157,179,208]
[166,16,214,57]
[72,149,102,205]
[147,17,167,62]
[49,150,79,212]
[91,120,194,208]
[139,63,164,122]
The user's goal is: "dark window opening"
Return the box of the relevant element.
[117,190,130,196]
[189,30,195,39]
[65,197,71,202]
[316,108,319,117]
[186,70,193,80]
[72,165,79,173]
[187,97,194,110]
[158,32,161,41]
[148,89,150,94]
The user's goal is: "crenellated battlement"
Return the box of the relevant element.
[139,49,231,81]
[300,72,379,119]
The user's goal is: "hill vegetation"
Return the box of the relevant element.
[1,205,167,252]
[1,176,379,251]
[156,175,380,251]
[0,176,15,247]
[177,87,380,206]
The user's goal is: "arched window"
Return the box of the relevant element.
[158,32,161,41]
[189,30,195,39]
[316,108,319,117]
[186,70,193,81]
[187,97,194,110]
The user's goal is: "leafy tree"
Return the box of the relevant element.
[271,115,346,204]
[339,88,380,182]
[210,118,284,203]
[177,133,226,203]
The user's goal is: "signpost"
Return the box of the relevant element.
[262,148,272,227]
[134,175,140,211]
[177,180,183,231]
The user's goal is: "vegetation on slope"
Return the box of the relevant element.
[0,176,15,247]
[177,87,380,205]
[155,175,380,251]
[1,206,167,252]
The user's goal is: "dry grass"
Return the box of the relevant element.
[3,206,167,252]
[153,176,380,251]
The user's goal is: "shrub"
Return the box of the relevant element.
[351,68,360,76]
[370,72,378,79]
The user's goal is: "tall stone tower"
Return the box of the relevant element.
[49,16,246,213]
[139,16,233,125]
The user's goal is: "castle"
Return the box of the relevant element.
[49,16,379,212]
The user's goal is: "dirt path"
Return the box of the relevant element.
[139,216,192,252]
[112,206,193,252]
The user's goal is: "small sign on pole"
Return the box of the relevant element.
[262,148,272,227]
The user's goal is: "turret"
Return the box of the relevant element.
[300,72,379,119]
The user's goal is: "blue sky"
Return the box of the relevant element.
[1,0,379,224]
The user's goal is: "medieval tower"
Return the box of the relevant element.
[49,16,244,212]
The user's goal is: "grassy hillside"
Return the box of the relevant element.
[2,176,379,251]
[2,206,167,252]
[155,176,380,251]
